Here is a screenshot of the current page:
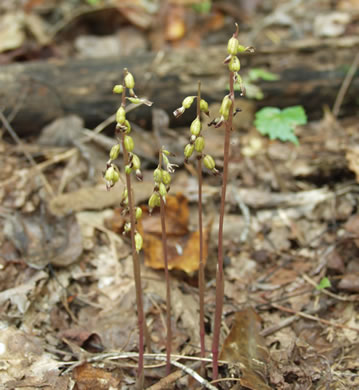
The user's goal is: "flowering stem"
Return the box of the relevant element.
[160,188,172,375]
[212,70,234,380]
[196,81,206,367]
[120,87,145,388]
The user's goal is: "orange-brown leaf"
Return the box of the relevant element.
[220,308,271,390]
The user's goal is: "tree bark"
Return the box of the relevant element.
[1,36,358,136]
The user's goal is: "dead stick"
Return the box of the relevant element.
[333,52,359,117]
[271,302,359,333]
[146,369,188,390]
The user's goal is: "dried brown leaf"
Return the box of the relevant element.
[141,193,212,273]
[220,308,271,390]
[73,363,121,390]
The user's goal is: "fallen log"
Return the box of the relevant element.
[1,36,359,136]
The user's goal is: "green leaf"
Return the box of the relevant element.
[192,1,212,13]
[254,105,307,145]
[316,277,331,290]
[281,106,307,125]
[248,68,280,82]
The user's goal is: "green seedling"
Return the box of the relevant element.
[192,0,212,13]
[316,276,331,290]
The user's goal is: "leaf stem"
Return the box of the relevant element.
[159,152,172,375]
[196,81,206,366]
[212,70,234,380]
[121,99,144,388]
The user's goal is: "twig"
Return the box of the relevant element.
[59,352,231,372]
[60,352,217,389]
[270,302,359,333]
[169,359,217,390]
[211,377,241,385]
[146,369,186,390]
[260,314,298,337]
[333,52,359,117]
[302,273,356,302]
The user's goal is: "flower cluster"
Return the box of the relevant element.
[174,93,219,175]
[104,69,153,253]
[209,24,253,129]
[224,26,254,95]
[148,148,178,214]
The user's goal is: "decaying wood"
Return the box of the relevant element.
[1,36,359,135]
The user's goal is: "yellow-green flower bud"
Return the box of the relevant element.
[124,72,135,89]
[135,232,143,253]
[219,95,232,120]
[159,182,167,198]
[200,99,209,113]
[120,188,128,205]
[135,207,142,220]
[204,154,216,170]
[124,222,131,232]
[162,170,171,185]
[125,165,132,174]
[237,44,246,52]
[182,96,195,109]
[113,84,124,94]
[127,97,141,104]
[132,154,141,170]
[162,154,169,167]
[105,165,120,183]
[124,120,131,134]
[153,167,162,183]
[148,192,160,211]
[227,36,239,55]
[116,106,126,125]
[190,117,201,136]
[124,135,134,152]
[184,143,195,159]
[194,136,205,153]
[229,55,240,72]
[109,144,121,160]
